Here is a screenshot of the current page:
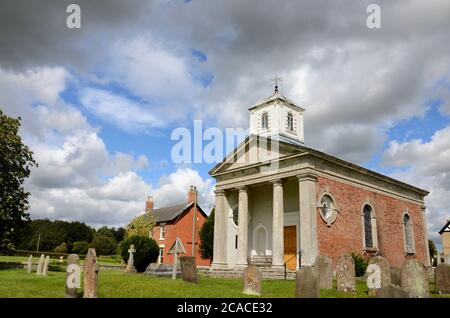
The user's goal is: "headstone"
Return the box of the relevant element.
[125,244,137,273]
[435,263,450,294]
[179,256,198,283]
[168,238,187,280]
[376,284,409,298]
[83,248,99,298]
[36,254,45,275]
[401,260,429,298]
[243,265,262,295]
[336,254,356,293]
[42,255,50,276]
[295,266,320,298]
[66,254,81,298]
[26,255,33,273]
[366,256,391,296]
[314,255,332,290]
[390,266,402,286]
[445,254,450,264]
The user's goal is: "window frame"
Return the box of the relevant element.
[287,112,294,132]
[403,212,416,254]
[361,203,378,252]
[317,192,338,227]
[261,112,269,130]
[159,223,166,240]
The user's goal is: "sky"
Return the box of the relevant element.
[0,0,449,250]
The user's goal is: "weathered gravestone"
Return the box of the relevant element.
[390,266,402,286]
[243,265,262,295]
[376,284,409,298]
[336,254,356,293]
[36,254,45,275]
[179,256,198,283]
[26,255,33,273]
[66,254,81,298]
[125,244,137,273]
[366,256,391,296]
[445,254,450,265]
[401,260,429,298]
[295,266,320,298]
[435,263,450,294]
[83,248,99,298]
[314,255,332,290]
[42,256,50,276]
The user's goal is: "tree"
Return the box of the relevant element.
[118,235,159,272]
[125,212,155,238]
[72,241,89,255]
[54,242,68,254]
[90,234,117,256]
[429,240,437,266]
[199,208,214,261]
[0,111,37,253]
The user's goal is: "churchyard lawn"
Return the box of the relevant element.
[0,269,449,298]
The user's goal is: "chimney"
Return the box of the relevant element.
[145,196,154,212]
[188,186,198,203]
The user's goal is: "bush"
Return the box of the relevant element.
[54,242,68,254]
[199,209,214,261]
[118,235,159,272]
[351,252,368,277]
[90,235,117,256]
[72,241,89,255]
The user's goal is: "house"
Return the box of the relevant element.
[148,186,210,267]
[439,219,450,261]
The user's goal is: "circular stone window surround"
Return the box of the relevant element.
[318,192,338,227]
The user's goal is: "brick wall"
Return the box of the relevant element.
[442,232,450,256]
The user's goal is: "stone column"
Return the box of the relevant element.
[211,189,228,270]
[236,186,249,269]
[421,205,431,267]
[272,179,284,269]
[298,173,319,267]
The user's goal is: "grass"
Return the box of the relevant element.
[0,255,124,266]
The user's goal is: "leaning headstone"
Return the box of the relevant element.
[390,266,402,286]
[125,244,137,273]
[401,260,429,298]
[42,255,50,276]
[336,254,356,293]
[366,256,391,296]
[26,255,33,273]
[66,254,81,298]
[36,254,45,275]
[376,284,409,298]
[314,255,332,290]
[179,256,198,283]
[243,265,262,295]
[295,266,320,298]
[435,263,450,294]
[83,248,99,298]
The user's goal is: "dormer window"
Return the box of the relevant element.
[287,112,294,132]
[261,112,269,130]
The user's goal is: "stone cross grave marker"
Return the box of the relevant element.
[366,256,391,296]
[314,255,332,290]
[26,255,33,273]
[295,266,320,298]
[42,255,50,276]
[435,263,450,294]
[168,237,187,280]
[66,254,81,298]
[125,244,137,273]
[336,254,356,293]
[243,265,262,295]
[401,260,429,298]
[179,256,198,283]
[83,248,99,298]
[36,254,45,275]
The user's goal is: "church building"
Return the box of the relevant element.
[209,85,430,274]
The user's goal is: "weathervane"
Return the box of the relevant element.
[270,74,283,93]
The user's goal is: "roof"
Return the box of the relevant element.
[151,201,207,223]
[248,91,305,111]
[439,219,450,234]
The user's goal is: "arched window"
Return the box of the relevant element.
[403,213,415,254]
[261,112,268,130]
[287,112,294,131]
[363,205,373,248]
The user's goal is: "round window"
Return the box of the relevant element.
[319,194,337,226]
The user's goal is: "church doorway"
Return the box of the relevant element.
[284,226,297,270]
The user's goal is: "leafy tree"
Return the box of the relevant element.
[54,242,68,254]
[96,226,115,238]
[125,212,155,238]
[112,227,125,243]
[90,234,117,256]
[351,252,368,277]
[72,241,89,255]
[429,240,437,266]
[118,235,159,272]
[199,208,214,261]
[0,111,37,253]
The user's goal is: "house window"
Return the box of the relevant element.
[158,247,164,263]
[261,112,268,130]
[287,112,294,131]
[160,224,166,240]
[403,213,415,254]
[363,205,373,248]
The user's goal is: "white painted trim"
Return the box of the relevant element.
[251,223,270,256]
[317,191,338,227]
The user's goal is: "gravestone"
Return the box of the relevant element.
[83,248,99,298]
[36,254,45,275]
[435,263,450,294]
[390,266,402,286]
[42,255,50,276]
[336,254,356,293]
[125,244,137,273]
[366,256,391,296]
[314,255,332,290]
[401,260,429,298]
[243,265,262,295]
[445,254,450,264]
[376,284,409,298]
[179,256,198,283]
[295,266,320,298]
[168,237,187,280]
[66,254,81,298]
[26,255,33,273]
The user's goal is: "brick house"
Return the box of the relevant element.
[148,186,210,267]
[439,219,450,259]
